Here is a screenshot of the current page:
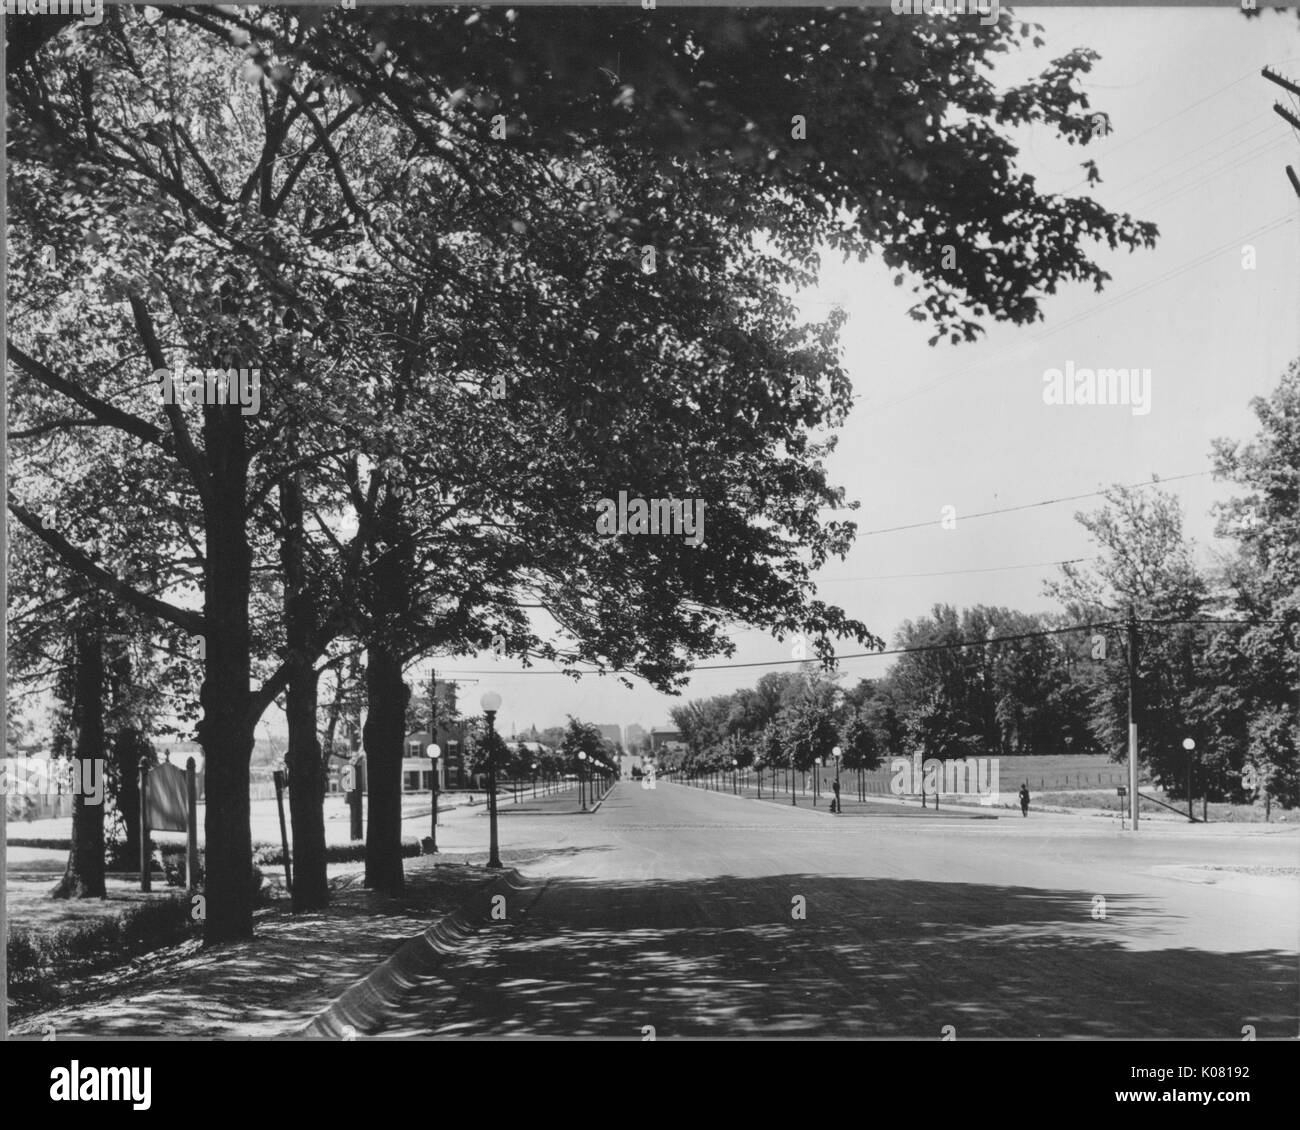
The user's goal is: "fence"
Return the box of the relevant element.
[4,793,75,822]
[680,764,1133,798]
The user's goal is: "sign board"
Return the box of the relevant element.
[147,761,189,832]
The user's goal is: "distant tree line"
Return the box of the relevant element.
[667,363,1299,811]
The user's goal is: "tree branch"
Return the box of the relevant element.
[7,341,164,446]
[127,295,216,507]
[7,497,205,636]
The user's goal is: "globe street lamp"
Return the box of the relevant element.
[531,761,539,799]
[832,745,842,814]
[480,691,503,869]
[814,757,822,806]
[578,751,589,812]
[1182,737,1196,822]
[427,743,441,853]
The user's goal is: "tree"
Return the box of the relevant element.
[905,686,978,764]
[7,5,1160,937]
[1046,484,1209,792]
[777,674,842,773]
[1209,360,1300,809]
[837,706,883,772]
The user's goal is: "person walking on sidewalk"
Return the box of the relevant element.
[831,778,841,814]
[1019,782,1030,817]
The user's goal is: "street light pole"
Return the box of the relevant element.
[814,757,821,806]
[579,751,589,812]
[833,745,842,815]
[1183,737,1196,823]
[1127,606,1140,831]
[427,743,441,854]
[481,692,503,869]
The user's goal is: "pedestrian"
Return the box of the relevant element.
[1019,782,1030,817]
[831,778,841,814]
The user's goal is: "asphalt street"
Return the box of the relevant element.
[351,780,1299,1038]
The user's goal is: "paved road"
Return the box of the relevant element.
[361,780,1299,1038]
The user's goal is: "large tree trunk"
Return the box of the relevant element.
[52,625,106,899]
[197,409,256,945]
[363,641,408,894]
[285,665,329,909]
[111,728,144,867]
[280,469,329,911]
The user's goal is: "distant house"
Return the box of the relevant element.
[509,741,554,760]
[649,729,684,752]
[401,729,470,790]
[324,727,470,795]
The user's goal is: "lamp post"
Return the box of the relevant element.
[480,692,503,869]
[814,757,822,806]
[578,751,589,812]
[790,746,796,806]
[732,758,739,794]
[1182,737,1196,822]
[832,745,842,814]
[531,761,538,799]
[427,743,441,853]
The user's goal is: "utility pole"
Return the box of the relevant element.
[1127,606,1140,832]
[1262,67,1300,199]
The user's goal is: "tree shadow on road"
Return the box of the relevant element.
[369,872,1296,1039]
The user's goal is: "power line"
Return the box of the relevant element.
[815,556,1095,583]
[1057,63,1283,196]
[436,615,1288,679]
[874,211,1295,411]
[1120,135,1289,215]
[1100,119,1275,203]
[857,471,1210,537]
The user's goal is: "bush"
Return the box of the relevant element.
[105,839,140,871]
[158,846,262,895]
[6,895,198,998]
[252,837,424,867]
[6,928,43,983]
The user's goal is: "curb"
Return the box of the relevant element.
[296,867,547,1038]
[681,780,838,815]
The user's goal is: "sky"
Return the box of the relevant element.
[431,5,1299,742]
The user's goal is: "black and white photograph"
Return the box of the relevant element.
[2,0,1297,1092]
